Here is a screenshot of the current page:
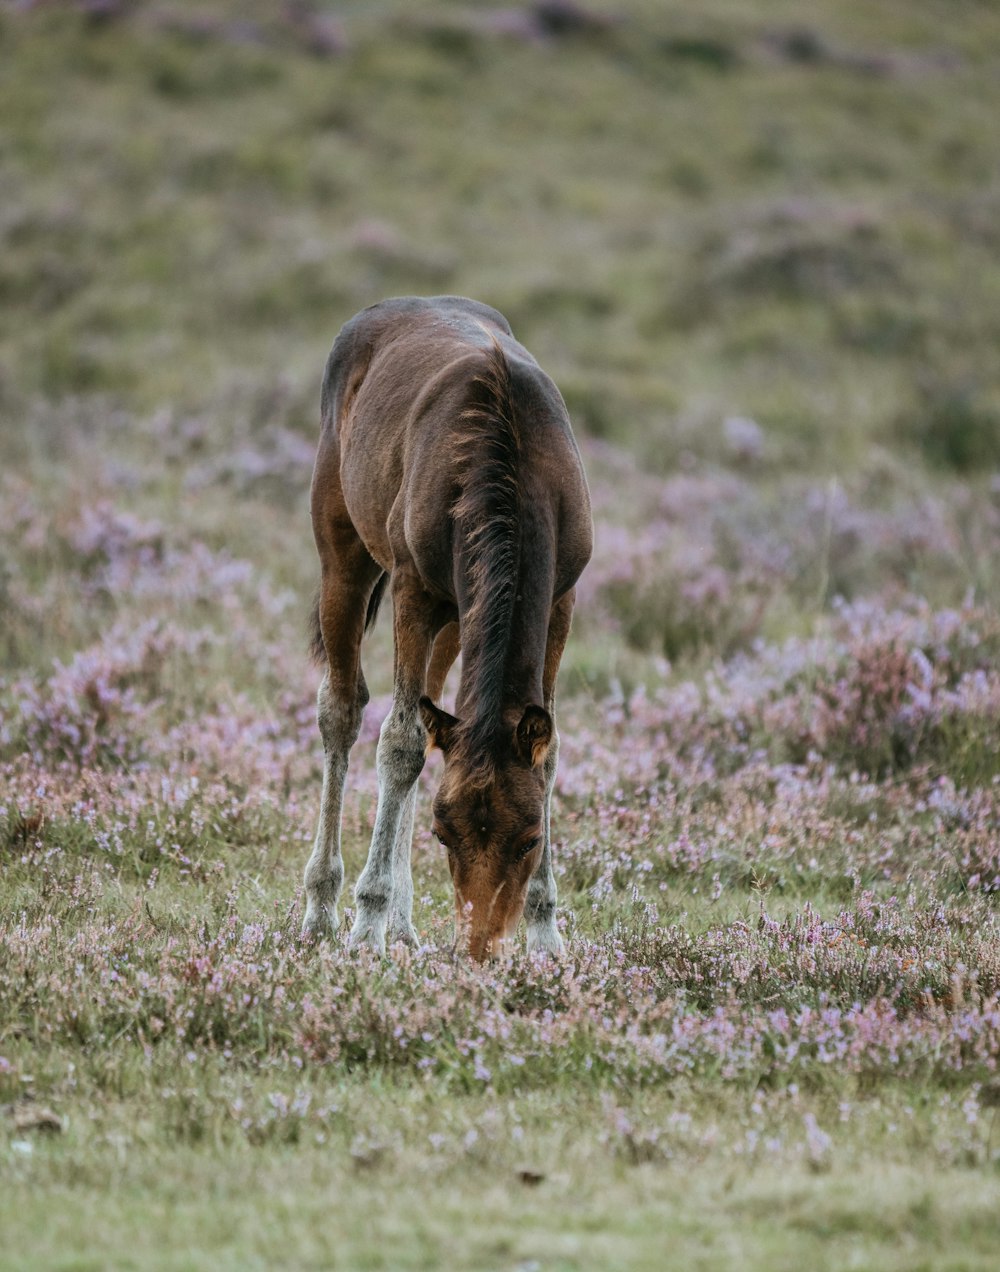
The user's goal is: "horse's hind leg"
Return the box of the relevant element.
[351,569,444,953]
[302,532,382,941]
[525,590,575,955]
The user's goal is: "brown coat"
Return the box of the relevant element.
[303,296,592,958]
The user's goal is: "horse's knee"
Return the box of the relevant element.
[304,849,343,894]
[317,675,366,751]
[376,713,425,790]
[527,874,555,909]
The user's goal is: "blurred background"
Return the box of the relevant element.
[3,0,1000,687]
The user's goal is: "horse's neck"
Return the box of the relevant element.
[456,532,553,724]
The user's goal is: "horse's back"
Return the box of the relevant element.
[327,296,577,461]
[315,296,590,591]
[320,295,512,423]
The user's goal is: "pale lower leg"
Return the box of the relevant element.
[525,726,564,954]
[378,622,457,948]
[350,570,445,953]
[525,593,574,955]
[350,706,425,952]
[302,674,366,939]
[386,784,419,945]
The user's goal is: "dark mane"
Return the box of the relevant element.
[452,339,522,776]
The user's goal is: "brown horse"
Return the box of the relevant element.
[301,296,592,960]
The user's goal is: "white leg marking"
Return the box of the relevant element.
[350,705,425,954]
[302,675,363,940]
[526,726,564,955]
[386,784,419,947]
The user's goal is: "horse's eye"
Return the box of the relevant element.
[519,837,541,860]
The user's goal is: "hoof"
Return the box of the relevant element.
[387,920,420,950]
[300,901,339,943]
[348,911,388,955]
[526,923,565,957]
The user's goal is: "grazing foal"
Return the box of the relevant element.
[301,296,591,959]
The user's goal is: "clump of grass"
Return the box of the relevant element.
[903,378,1000,472]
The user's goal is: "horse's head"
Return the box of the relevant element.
[419,696,553,960]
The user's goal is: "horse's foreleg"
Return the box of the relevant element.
[380,622,460,946]
[350,710,425,952]
[379,622,460,946]
[384,784,418,946]
[351,570,440,954]
[302,524,381,941]
[302,669,366,939]
[525,590,575,955]
[525,728,563,955]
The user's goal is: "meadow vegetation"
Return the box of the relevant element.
[2,1,1000,1267]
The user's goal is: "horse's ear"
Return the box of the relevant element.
[513,705,553,768]
[419,696,459,754]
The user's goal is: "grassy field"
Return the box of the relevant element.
[3,1,1000,1267]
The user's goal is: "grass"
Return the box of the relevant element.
[2,1,1000,1267]
[5,1145,1000,1270]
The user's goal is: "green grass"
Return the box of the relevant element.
[5,1151,1000,1270]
